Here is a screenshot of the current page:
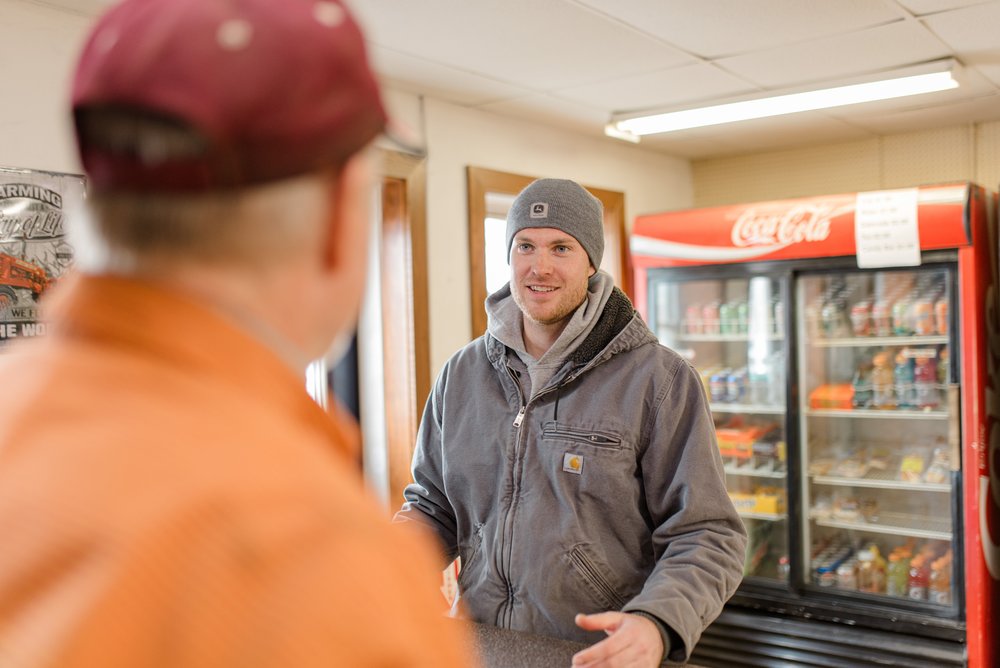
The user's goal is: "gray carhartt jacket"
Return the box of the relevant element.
[397,288,747,663]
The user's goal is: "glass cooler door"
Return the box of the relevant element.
[797,267,959,609]
[649,273,789,583]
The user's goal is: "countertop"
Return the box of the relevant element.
[471,622,589,668]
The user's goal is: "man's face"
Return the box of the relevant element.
[510,227,594,327]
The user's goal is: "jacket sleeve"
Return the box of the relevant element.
[393,364,460,564]
[622,356,748,665]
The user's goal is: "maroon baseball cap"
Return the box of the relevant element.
[72,0,387,192]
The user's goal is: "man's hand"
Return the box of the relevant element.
[571,611,663,667]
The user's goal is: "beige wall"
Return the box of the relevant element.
[2,2,694,380]
[692,122,1000,207]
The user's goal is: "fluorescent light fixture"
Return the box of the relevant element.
[606,59,960,139]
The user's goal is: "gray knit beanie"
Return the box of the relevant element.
[505,178,604,269]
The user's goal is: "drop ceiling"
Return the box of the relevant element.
[347,0,1000,159]
[30,0,1000,160]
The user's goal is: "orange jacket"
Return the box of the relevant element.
[0,274,476,668]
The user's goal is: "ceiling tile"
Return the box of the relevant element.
[478,94,610,137]
[367,46,532,106]
[922,1,1000,57]
[897,0,994,15]
[554,63,754,114]
[717,20,952,88]
[349,0,693,91]
[831,92,1000,135]
[574,0,903,59]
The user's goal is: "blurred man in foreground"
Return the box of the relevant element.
[0,1,473,666]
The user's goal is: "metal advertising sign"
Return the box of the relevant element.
[0,166,83,345]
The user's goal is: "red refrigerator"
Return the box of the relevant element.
[631,182,999,667]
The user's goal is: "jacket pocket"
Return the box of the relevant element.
[567,545,626,610]
[457,522,486,589]
[543,422,622,450]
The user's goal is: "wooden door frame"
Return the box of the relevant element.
[377,149,430,509]
[466,166,631,339]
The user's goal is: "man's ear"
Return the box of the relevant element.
[320,154,371,271]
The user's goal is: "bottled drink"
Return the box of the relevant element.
[934,297,949,336]
[913,356,939,409]
[893,351,914,409]
[892,296,913,335]
[772,299,784,337]
[821,298,849,337]
[857,546,886,593]
[719,301,735,335]
[908,554,930,600]
[929,555,952,605]
[913,296,936,335]
[837,560,858,590]
[850,300,872,336]
[777,555,790,581]
[937,348,950,388]
[887,550,911,597]
[872,299,893,337]
[871,351,896,409]
[851,358,874,408]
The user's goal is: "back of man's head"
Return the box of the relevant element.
[70,0,386,270]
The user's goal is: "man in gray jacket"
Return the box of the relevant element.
[397,178,747,667]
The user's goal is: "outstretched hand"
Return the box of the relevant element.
[571,611,663,667]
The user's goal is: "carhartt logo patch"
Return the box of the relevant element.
[530,202,548,219]
[562,452,583,474]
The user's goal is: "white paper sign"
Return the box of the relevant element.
[854,188,921,268]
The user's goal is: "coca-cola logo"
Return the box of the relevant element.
[731,204,835,247]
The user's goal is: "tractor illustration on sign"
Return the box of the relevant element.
[0,252,50,309]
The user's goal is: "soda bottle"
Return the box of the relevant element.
[851,358,874,408]
[837,559,858,590]
[892,295,913,335]
[937,348,950,388]
[907,554,930,600]
[871,351,896,409]
[872,299,893,337]
[912,295,936,335]
[887,549,911,597]
[934,296,949,335]
[850,300,872,336]
[929,555,952,605]
[893,351,914,409]
[821,298,849,337]
[913,356,939,409]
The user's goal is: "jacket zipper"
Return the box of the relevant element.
[496,367,580,628]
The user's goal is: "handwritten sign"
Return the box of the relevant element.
[854,188,920,268]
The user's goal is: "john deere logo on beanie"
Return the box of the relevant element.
[506,178,604,269]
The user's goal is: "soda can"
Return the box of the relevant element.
[850,300,872,336]
[702,301,721,335]
[719,301,735,335]
[934,297,948,336]
[726,368,746,403]
[872,300,892,337]
[709,369,729,403]
[685,304,702,334]
[912,297,935,336]
[736,301,749,335]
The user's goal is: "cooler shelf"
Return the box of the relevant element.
[810,511,952,541]
[812,472,950,493]
[805,408,949,420]
[725,460,786,479]
[711,402,785,415]
[811,334,948,348]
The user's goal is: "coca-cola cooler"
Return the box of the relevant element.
[630,182,1000,667]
